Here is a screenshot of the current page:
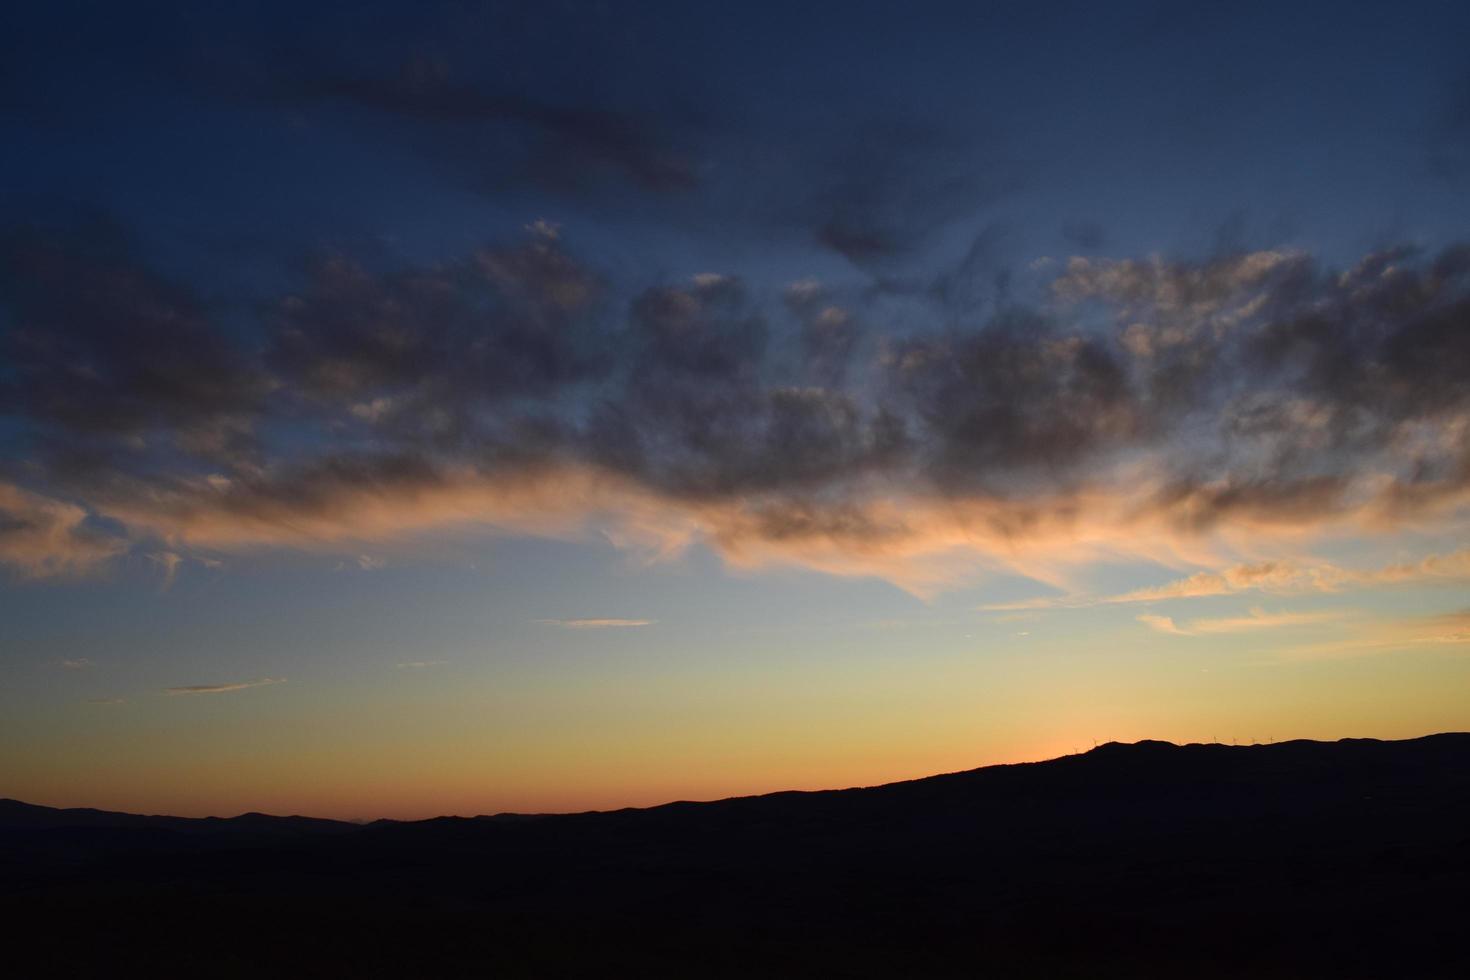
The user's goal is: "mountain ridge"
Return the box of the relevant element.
[8,731,1464,828]
[7,731,1468,977]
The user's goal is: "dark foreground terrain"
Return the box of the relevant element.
[5,734,1469,978]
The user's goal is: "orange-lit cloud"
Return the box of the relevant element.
[1139,607,1347,636]
[1137,613,1188,635]
[57,457,1470,599]
[989,546,1470,611]
[1188,608,1346,633]
[0,482,127,578]
[1280,610,1470,660]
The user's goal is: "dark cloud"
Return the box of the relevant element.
[803,121,1022,267]
[272,53,700,196]
[734,496,911,547]
[1150,475,1355,535]
[179,453,446,525]
[925,224,1015,314]
[0,218,267,461]
[3,212,1469,577]
[783,281,862,386]
[1244,245,1470,430]
[585,275,904,499]
[628,275,765,379]
[887,312,1142,491]
[268,229,608,436]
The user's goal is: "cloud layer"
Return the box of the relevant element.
[2,220,1468,594]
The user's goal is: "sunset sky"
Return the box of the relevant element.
[4,1,1469,820]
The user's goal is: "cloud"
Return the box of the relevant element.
[0,218,267,453]
[1103,561,1320,604]
[0,482,126,579]
[1418,610,1470,645]
[50,456,1470,601]
[991,547,1470,611]
[537,618,656,629]
[5,218,1470,596]
[1127,547,1470,603]
[1139,607,1346,637]
[267,235,606,414]
[61,657,96,670]
[149,551,182,590]
[1052,250,1306,325]
[1281,610,1470,660]
[357,555,387,571]
[1187,608,1346,634]
[163,678,286,696]
[1360,548,1470,585]
[274,54,698,195]
[1138,614,1188,635]
[395,660,447,669]
[85,697,125,705]
[794,121,1021,266]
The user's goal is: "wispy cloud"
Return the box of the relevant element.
[1139,607,1346,637]
[163,678,286,696]
[859,618,909,630]
[1137,613,1189,635]
[1281,610,1470,660]
[983,595,1090,612]
[395,660,447,669]
[989,548,1470,612]
[1107,562,1323,604]
[148,550,183,591]
[536,618,655,629]
[1421,610,1470,644]
[61,657,96,670]
[1188,608,1346,634]
[85,697,126,705]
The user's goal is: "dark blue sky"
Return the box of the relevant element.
[6,0,1468,293]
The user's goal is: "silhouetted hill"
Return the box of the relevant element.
[0,797,354,833]
[5,734,1469,978]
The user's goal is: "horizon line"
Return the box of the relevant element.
[9,730,1465,825]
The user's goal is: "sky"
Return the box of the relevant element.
[3,0,1469,820]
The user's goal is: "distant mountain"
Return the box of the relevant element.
[0,797,354,833]
[6,733,1469,978]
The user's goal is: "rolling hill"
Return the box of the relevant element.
[5,734,1468,977]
